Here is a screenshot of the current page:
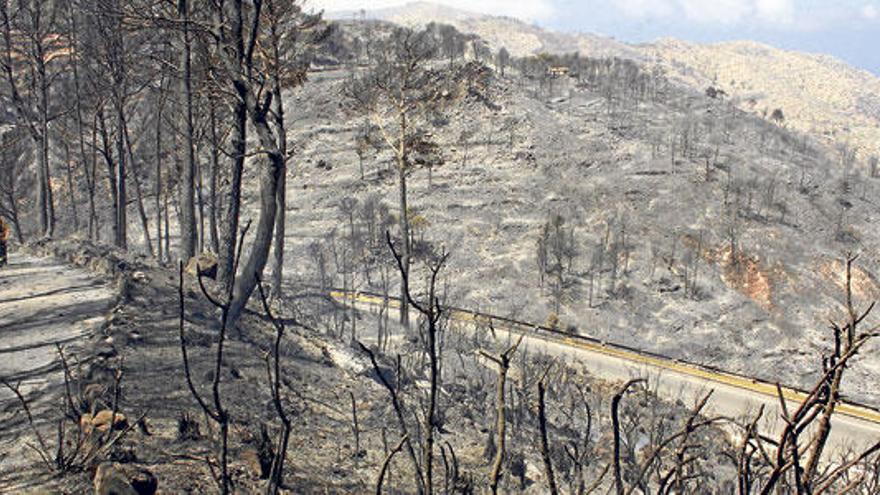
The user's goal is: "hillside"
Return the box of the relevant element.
[646,39,880,161]
[1,3,879,492]
[353,2,880,163]
[275,50,880,406]
[334,1,642,60]
[3,2,880,492]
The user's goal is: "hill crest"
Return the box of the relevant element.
[343,2,879,162]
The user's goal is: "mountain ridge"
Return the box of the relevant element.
[345,1,880,161]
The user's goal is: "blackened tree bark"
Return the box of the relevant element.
[0,0,58,238]
[345,28,471,327]
[62,142,79,232]
[122,118,154,256]
[155,86,165,262]
[0,129,26,243]
[267,0,288,298]
[387,234,449,495]
[479,334,523,494]
[178,0,197,261]
[91,0,128,249]
[64,0,96,239]
[219,0,321,323]
[208,100,220,255]
[227,107,284,322]
[113,78,127,249]
[96,108,119,246]
[217,0,247,293]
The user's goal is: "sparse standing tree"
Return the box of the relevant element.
[388,231,450,495]
[495,47,510,77]
[345,27,463,327]
[262,0,309,298]
[178,0,197,261]
[212,0,322,323]
[537,377,559,495]
[0,128,28,242]
[0,0,60,238]
[478,333,523,494]
[537,214,578,313]
[154,81,167,262]
[95,0,129,249]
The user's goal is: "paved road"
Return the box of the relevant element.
[336,291,880,456]
[0,254,113,404]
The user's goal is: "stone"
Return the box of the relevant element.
[94,462,157,495]
[240,448,265,478]
[185,253,218,280]
[81,409,128,435]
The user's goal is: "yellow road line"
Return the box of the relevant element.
[330,291,880,425]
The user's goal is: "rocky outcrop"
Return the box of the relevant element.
[94,463,157,495]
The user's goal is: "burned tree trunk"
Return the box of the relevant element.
[178,0,197,261]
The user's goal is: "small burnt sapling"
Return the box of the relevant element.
[177,221,250,494]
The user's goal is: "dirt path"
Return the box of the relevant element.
[0,253,113,405]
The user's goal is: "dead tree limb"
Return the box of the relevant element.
[0,379,53,471]
[813,440,880,494]
[255,274,292,495]
[386,230,450,495]
[611,378,646,495]
[803,254,858,483]
[758,254,879,495]
[357,341,425,494]
[350,390,360,456]
[737,405,765,495]
[537,379,559,495]
[584,464,610,495]
[626,415,726,493]
[478,333,524,494]
[376,434,409,495]
[179,220,250,494]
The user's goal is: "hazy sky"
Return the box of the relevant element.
[312,0,879,75]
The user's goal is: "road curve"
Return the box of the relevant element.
[332,290,880,455]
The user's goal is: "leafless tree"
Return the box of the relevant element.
[537,377,560,495]
[177,0,197,261]
[358,341,426,494]
[344,26,464,328]
[178,221,250,494]
[478,333,524,494]
[0,128,29,242]
[611,379,646,495]
[750,255,879,494]
[0,0,63,238]
[254,274,297,494]
[536,213,579,313]
[204,0,322,323]
[387,230,449,495]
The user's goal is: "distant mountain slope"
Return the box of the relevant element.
[646,39,880,160]
[352,1,643,60]
[349,2,880,162]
